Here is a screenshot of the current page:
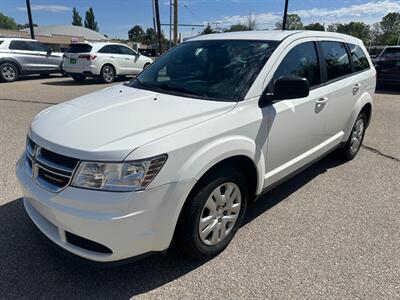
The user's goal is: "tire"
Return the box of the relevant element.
[71,74,86,82]
[0,62,19,82]
[175,168,248,260]
[337,112,367,161]
[100,65,115,83]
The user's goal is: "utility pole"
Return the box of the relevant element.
[282,0,289,30]
[154,0,163,54]
[26,0,35,39]
[151,0,157,33]
[173,0,178,44]
[169,0,172,48]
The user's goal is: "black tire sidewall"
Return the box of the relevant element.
[0,63,18,82]
[177,168,248,259]
[342,113,367,160]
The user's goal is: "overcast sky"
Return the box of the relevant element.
[1,0,399,38]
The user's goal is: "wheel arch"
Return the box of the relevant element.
[343,92,373,141]
[101,63,117,75]
[0,58,22,73]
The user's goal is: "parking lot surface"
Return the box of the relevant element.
[0,75,399,299]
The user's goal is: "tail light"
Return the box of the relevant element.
[78,54,97,60]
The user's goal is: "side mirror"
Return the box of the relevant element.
[46,48,53,55]
[273,75,310,100]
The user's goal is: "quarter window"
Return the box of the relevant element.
[320,41,351,81]
[9,40,30,51]
[273,42,320,87]
[348,43,370,72]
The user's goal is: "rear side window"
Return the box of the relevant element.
[0,41,3,46]
[348,43,370,72]
[9,40,30,50]
[320,41,351,81]
[273,42,320,87]
[98,45,119,54]
[67,44,93,53]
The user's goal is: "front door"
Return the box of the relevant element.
[262,40,332,187]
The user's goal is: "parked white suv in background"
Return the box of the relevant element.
[17,31,375,264]
[62,42,153,83]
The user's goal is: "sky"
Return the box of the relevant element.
[1,0,400,39]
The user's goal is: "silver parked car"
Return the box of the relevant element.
[0,38,63,82]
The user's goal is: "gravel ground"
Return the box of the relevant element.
[0,76,399,299]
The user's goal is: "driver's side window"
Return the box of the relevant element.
[273,42,320,88]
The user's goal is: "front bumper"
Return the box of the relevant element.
[16,156,195,262]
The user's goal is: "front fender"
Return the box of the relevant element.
[175,135,265,194]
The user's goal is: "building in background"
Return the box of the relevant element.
[0,25,110,52]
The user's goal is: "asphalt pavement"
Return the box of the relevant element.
[0,75,399,299]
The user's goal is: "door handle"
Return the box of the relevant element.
[353,83,361,94]
[316,97,328,104]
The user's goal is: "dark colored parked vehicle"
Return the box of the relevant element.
[374,46,400,85]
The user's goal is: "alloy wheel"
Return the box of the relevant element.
[102,66,114,83]
[2,64,16,81]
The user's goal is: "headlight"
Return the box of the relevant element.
[72,154,167,192]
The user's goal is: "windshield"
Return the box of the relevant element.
[128,40,279,101]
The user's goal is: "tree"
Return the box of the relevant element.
[16,23,38,30]
[225,24,250,32]
[304,23,325,31]
[201,23,216,35]
[247,14,257,30]
[373,12,400,45]
[328,22,370,44]
[72,8,83,26]
[0,12,18,30]
[128,25,145,42]
[84,7,99,32]
[275,14,303,30]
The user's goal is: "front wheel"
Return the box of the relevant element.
[175,168,247,260]
[100,65,115,83]
[337,113,367,161]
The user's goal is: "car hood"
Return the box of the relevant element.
[30,84,236,161]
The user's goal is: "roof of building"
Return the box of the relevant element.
[22,25,110,41]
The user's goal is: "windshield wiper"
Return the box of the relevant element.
[157,83,207,97]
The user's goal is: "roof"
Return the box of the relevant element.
[190,30,362,44]
[22,25,110,41]
[0,37,36,41]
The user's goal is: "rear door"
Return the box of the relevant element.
[97,45,126,74]
[262,39,332,186]
[318,40,366,138]
[8,40,39,72]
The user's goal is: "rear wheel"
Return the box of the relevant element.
[176,168,247,260]
[0,62,19,82]
[337,113,367,161]
[100,65,115,83]
[71,74,86,82]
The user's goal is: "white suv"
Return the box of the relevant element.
[62,42,153,83]
[16,31,375,264]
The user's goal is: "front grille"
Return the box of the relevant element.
[25,137,79,192]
